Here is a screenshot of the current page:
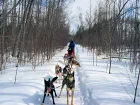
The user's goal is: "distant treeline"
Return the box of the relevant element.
[74,0,140,63]
[74,1,140,101]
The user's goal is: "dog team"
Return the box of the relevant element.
[41,40,80,105]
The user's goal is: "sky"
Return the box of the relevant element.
[67,0,101,34]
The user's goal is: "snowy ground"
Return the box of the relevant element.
[0,45,140,105]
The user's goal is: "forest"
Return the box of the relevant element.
[74,0,140,102]
[0,0,70,71]
[0,0,140,104]
[74,0,140,74]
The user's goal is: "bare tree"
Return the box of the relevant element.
[0,0,70,75]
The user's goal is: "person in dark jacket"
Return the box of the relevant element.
[68,40,76,55]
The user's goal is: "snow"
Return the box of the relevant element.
[0,45,140,105]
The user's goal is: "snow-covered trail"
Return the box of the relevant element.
[77,46,140,105]
[0,47,83,105]
[41,48,83,105]
[0,45,140,105]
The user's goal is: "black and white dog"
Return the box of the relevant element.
[41,77,58,105]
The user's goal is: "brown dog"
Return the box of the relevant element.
[66,72,75,105]
[55,64,62,82]
[68,57,80,68]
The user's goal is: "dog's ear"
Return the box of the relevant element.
[51,77,58,83]
[77,63,80,67]
[44,79,46,83]
[72,72,74,77]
